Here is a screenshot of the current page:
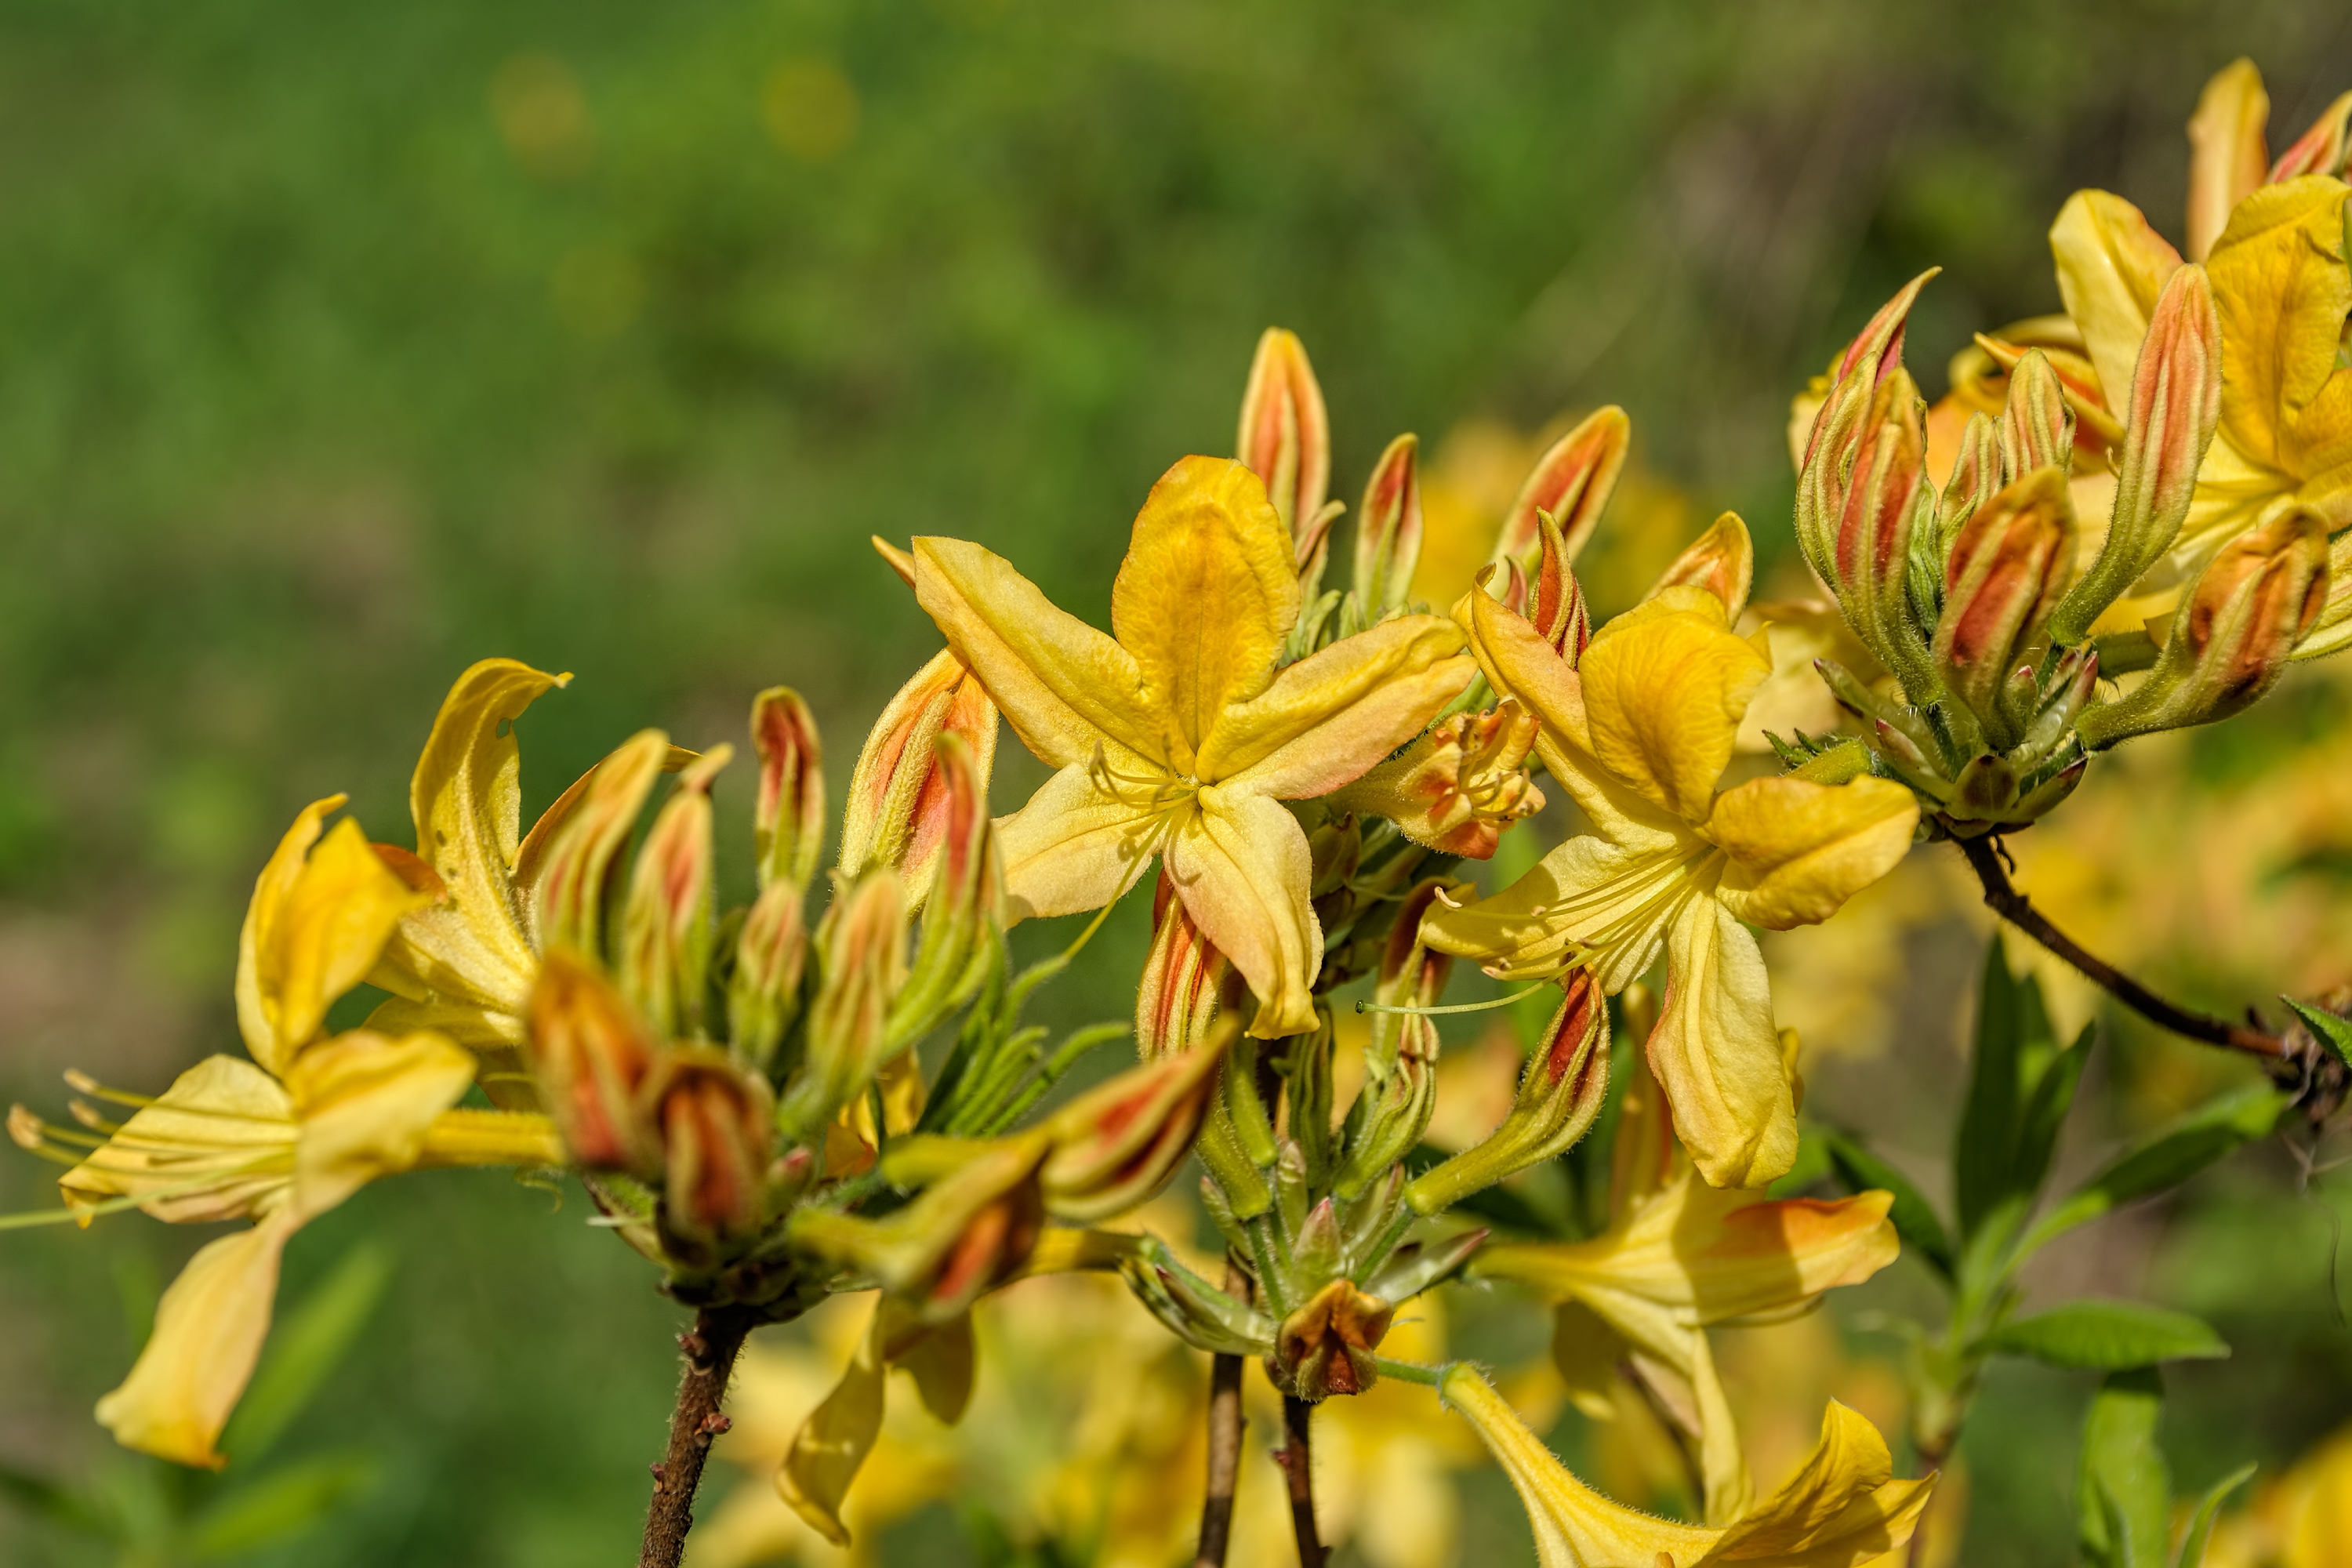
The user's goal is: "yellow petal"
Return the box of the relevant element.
[377,659,569,1016]
[1457,579,1591,748]
[1697,1402,1933,1565]
[1704,776,1918,932]
[992,758,1172,922]
[2207,176,2352,481]
[1651,899,1795,1189]
[1111,456,1300,768]
[1167,791,1319,1038]
[362,993,533,1111]
[777,1305,891,1547]
[95,1209,299,1469]
[2186,57,2270,264]
[1202,614,1472,793]
[284,1029,477,1217]
[59,1056,296,1224]
[2049,190,2183,420]
[1421,837,1693,991]
[1581,594,1769,826]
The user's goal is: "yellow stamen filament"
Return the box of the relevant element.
[418,1109,567,1169]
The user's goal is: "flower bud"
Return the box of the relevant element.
[1646,511,1755,622]
[885,732,1002,1050]
[789,1134,1047,1323]
[728,881,808,1070]
[1490,406,1631,574]
[1284,1014,1337,1185]
[1406,969,1609,1217]
[1936,410,2001,550]
[779,867,907,1141]
[2078,507,2332,747]
[1136,873,1240,1060]
[1334,1026,1436,1203]
[1352,433,1425,619]
[1529,510,1592,660]
[1118,1237,1276,1357]
[1931,466,2075,739]
[2268,89,2352,182]
[2294,528,2352,662]
[534,730,674,960]
[1236,327,1337,588]
[1996,349,2079,483]
[650,1047,775,1260]
[1364,877,1458,1078]
[1271,1278,1395,1399]
[1323,706,1544,862]
[1968,333,2125,455]
[752,687,826,896]
[838,653,999,910]
[619,746,730,1040]
[525,949,662,1174]
[2050,263,2223,645]
[1040,1037,1225,1222]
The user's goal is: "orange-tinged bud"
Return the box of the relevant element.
[1322,702,1544,862]
[2269,89,2352,183]
[789,1134,1048,1323]
[1996,350,2076,482]
[2079,507,2331,746]
[525,949,662,1174]
[1335,1006,1436,1201]
[1236,326,1332,546]
[1646,511,1755,622]
[1135,873,1240,1060]
[1271,1277,1395,1399]
[619,746,729,1040]
[1040,1037,1225,1222]
[650,1047,775,1260]
[752,688,826,895]
[887,732,1002,1050]
[728,880,808,1069]
[1970,335,2122,454]
[2052,263,2223,645]
[1352,433,1425,618]
[839,652,1000,907]
[1491,406,1630,573]
[1406,969,1609,1216]
[1933,467,2074,739]
[1528,510,1592,659]
[779,867,907,1140]
[1364,877,1459,1078]
[533,730,673,960]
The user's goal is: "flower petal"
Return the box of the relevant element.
[60,1056,296,1224]
[993,759,1173,922]
[1704,776,1918,932]
[1581,592,1769,825]
[1112,456,1301,770]
[913,535,1157,769]
[95,1210,299,1469]
[1202,615,1472,794]
[285,1029,477,1217]
[1167,791,1319,1038]
[2049,189,2184,419]
[2186,57,2270,264]
[1652,900,1795,1189]
[1696,1401,1934,1566]
[1420,836,1692,991]
[2206,176,2352,483]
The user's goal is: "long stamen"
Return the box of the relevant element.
[63,1069,154,1110]
[1357,982,1556,1018]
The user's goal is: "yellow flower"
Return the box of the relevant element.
[2202,1420,2352,1568]
[1441,1364,1932,1568]
[911,455,1475,1036]
[49,797,561,1468]
[1474,1169,1898,1525]
[1424,582,1917,1186]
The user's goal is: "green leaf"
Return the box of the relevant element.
[2024,1085,2288,1255]
[1823,1130,1953,1283]
[1953,941,2022,1240]
[2283,997,2352,1069]
[1981,1300,2228,1370]
[2175,1462,2256,1568]
[2009,1023,2092,1203]
[187,1452,376,1559]
[218,1242,394,1466]
[2078,1367,2170,1568]
[0,1461,113,1539]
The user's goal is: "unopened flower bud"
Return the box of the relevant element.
[728,882,808,1070]
[2050,263,2223,645]
[1352,433,1425,618]
[1969,333,2124,455]
[619,746,730,1040]
[1645,511,1755,622]
[1236,327,1334,567]
[839,655,1000,912]
[1996,349,2078,482]
[2269,89,2352,182]
[2079,507,2332,747]
[1529,510,1592,660]
[1272,1278,1395,1399]
[1936,411,2002,550]
[1322,708,1544,862]
[790,1134,1047,1323]
[1364,877,1458,1077]
[534,730,675,960]
[886,732,1002,1049]
[525,949,662,1174]
[1119,1237,1276,1356]
[1334,1029,1436,1203]
[1490,405,1631,575]
[650,1047,775,1260]
[1136,873,1240,1060]
[1932,467,2075,739]
[1406,969,1610,1217]
[779,867,907,1140]
[1040,1036,1226,1222]
[752,687,826,896]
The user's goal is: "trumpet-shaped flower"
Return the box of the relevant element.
[1441,1364,1932,1568]
[911,455,1475,1036]
[1424,581,1917,1186]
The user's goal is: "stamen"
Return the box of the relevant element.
[1357,982,1555,1018]
[62,1069,154,1110]
[67,1101,123,1134]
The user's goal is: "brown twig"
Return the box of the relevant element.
[639,1303,757,1568]
[1956,835,2288,1061]
[1195,1258,1254,1568]
[1274,1396,1326,1568]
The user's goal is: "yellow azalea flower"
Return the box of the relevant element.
[1441,1364,1932,1568]
[1424,582,1918,1186]
[2202,1419,2352,1568]
[49,797,562,1468]
[910,455,1475,1036]
[1473,1169,1899,1525]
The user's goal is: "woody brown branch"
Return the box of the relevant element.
[638,1303,757,1568]
[1276,1395,1326,1568]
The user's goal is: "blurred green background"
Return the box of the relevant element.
[5,1,2352,1563]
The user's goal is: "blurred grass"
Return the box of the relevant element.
[4,2,2352,1563]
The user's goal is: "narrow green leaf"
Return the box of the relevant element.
[1823,1130,1954,1282]
[2174,1462,2256,1568]
[187,1452,376,1559]
[2009,1023,2093,1202]
[1982,1300,2227,1370]
[2024,1085,2288,1255]
[1954,940,2021,1240]
[218,1242,394,1466]
[2283,997,2352,1069]
[2078,1367,2169,1568]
